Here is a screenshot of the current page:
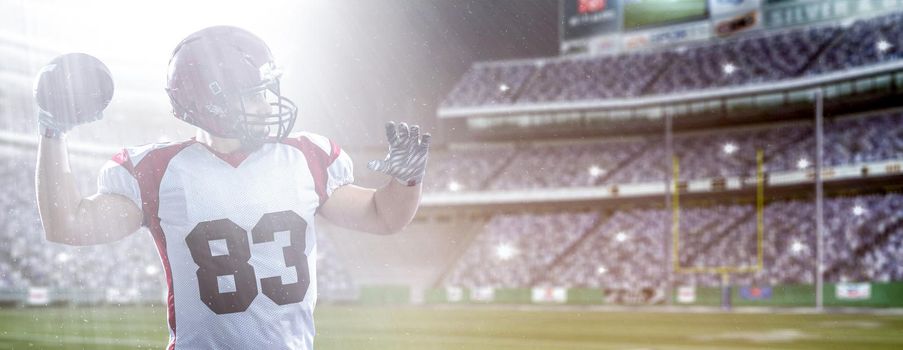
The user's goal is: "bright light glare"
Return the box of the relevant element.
[499,83,510,92]
[447,180,462,192]
[791,241,804,253]
[797,158,810,169]
[852,205,866,216]
[588,165,604,177]
[496,243,516,260]
[877,40,892,52]
[723,63,737,75]
[145,265,159,275]
[723,143,737,154]
[615,231,628,242]
[596,266,607,275]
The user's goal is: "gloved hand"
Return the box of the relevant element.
[368,121,431,186]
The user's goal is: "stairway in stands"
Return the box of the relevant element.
[679,207,757,269]
[824,208,903,280]
[530,212,611,286]
[430,217,491,289]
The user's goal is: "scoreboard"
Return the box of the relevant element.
[561,0,620,41]
[559,0,763,55]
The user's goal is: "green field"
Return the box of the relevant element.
[624,0,708,30]
[1,305,902,349]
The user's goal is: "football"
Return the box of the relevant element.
[33,52,114,126]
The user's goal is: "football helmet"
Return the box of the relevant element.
[166,26,297,143]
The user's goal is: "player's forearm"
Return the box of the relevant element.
[36,136,90,243]
[372,179,422,234]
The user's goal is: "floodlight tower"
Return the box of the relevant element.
[814,89,825,311]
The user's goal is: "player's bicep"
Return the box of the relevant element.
[76,192,143,245]
[317,184,390,234]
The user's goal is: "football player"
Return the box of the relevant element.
[35,26,429,349]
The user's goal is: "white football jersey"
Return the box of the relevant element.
[97,132,353,350]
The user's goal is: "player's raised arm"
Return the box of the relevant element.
[34,53,143,246]
[319,121,430,235]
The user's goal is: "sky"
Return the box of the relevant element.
[0,0,559,147]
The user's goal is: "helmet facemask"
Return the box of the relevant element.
[229,79,298,149]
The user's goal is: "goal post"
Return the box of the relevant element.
[672,149,765,308]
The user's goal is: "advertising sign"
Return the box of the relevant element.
[677,286,696,303]
[531,287,568,303]
[836,282,871,300]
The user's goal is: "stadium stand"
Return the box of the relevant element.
[443,211,599,288]
[542,208,668,290]
[427,110,903,192]
[424,143,516,193]
[443,193,903,289]
[441,12,903,108]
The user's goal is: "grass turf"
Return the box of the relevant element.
[0,305,901,349]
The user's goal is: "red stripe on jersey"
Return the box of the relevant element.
[328,139,341,166]
[110,148,136,177]
[132,140,195,350]
[280,136,330,206]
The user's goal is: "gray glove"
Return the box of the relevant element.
[38,108,93,135]
[368,121,431,186]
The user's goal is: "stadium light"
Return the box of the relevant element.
[877,39,892,53]
[615,231,628,242]
[447,180,462,192]
[791,241,805,254]
[55,252,70,263]
[499,83,510,92]
[588,165,604,177]
[722,142,737,155]
[852,205,866,216]
[496,243,516,260]
[596,266,607,275]
[145,265,159,276]
[797,158,810,169]
[722,63,737,75]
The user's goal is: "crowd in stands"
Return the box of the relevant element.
[442,63,537,107]
[442,12,903,108]
[542,209,667,290]
[426,110,903,192]
[486,139,645,191]
[444,193,903,289]
[443,212,598,288]
[809,12,903,75]
[424,144,516,193]
[314,228,359,301]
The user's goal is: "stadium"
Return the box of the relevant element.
[1,0,903,349]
